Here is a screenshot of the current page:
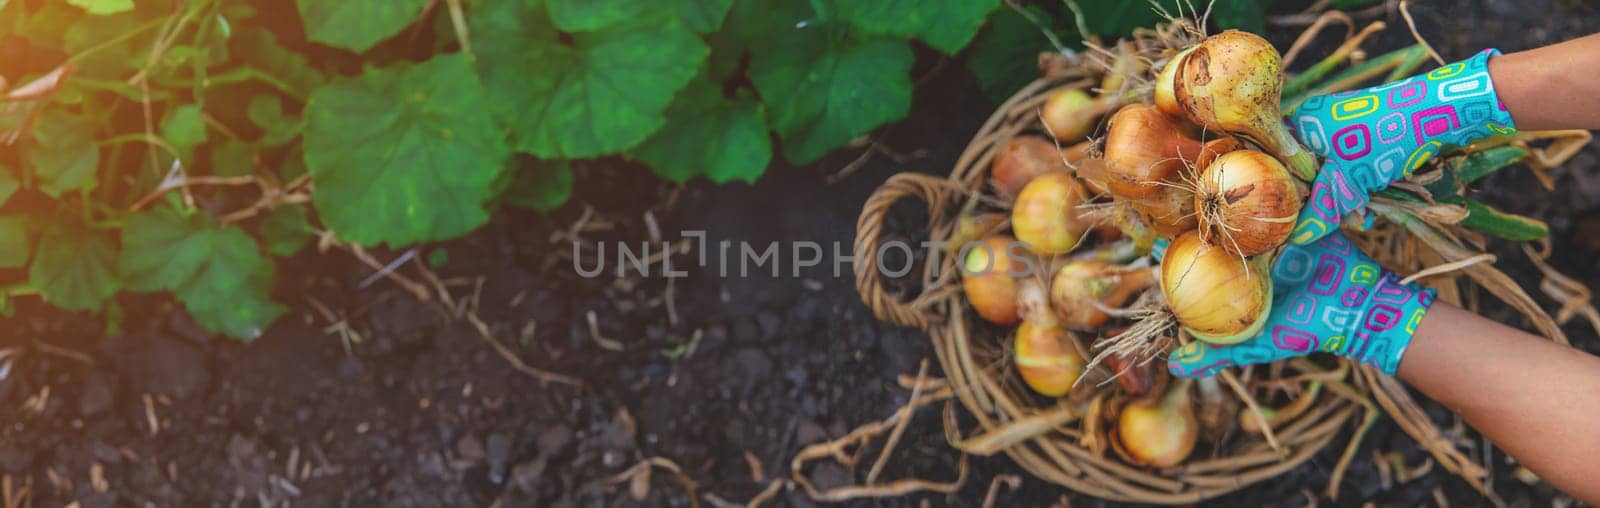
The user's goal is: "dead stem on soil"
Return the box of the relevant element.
[866,360,930,484]
[306,296,364,355]
[790,362,962,502]
[319,232,432,301]
[610,456,700,507]
[980,474,1022,508]
[1280,11,1354,69]
[702,478,787,508]
[466,311,579,386]
[1523,242,1600,337]
[1,475,26,508]
[1398,1,1445,65]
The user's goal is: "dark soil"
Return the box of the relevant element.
[2,1,1598,506]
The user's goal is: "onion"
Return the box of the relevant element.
[1014,279,1086,397]
[1194,150,1302,257]
[1012,172,1092,255]
[1154,46,1198,117]
[991,136,1066,198]
[1040,87,1110,142]
[961,235,1025,325]
[1049,260,1155,331]
[1159,231,1272,344]
[1166,30,1317,180]
[1194,137,1241,173]
[1102,104,1205,201]
[1130,186,1198,238]
[1074,156,1111,196]
[1195,376,1237,440]
[1015,320,1088,397]
[1114,380,1198,468]
[1102,346,1162,401]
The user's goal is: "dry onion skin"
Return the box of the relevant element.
[962,235,1025,325]
[1194,150,1303,257]
[991,136,1067,198]
[1153,46,1198,117]
[1130,186,1199,238]
[1114,381,1197,468]
[1012,172,1092,255]
[1159,231,1272,344]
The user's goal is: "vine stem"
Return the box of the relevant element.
[128,174,258,211]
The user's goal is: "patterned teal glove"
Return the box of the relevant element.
[1163,231,1436,377]
[1288,49,1518,244]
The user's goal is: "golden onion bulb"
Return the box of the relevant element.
[1159,231,1272,344]
[1012,172,1091,255]
[1194,150,1302,257]
[1115,381,1198,467]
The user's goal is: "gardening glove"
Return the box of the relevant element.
[1159,230,1436,378]
[1287,49,1518,245]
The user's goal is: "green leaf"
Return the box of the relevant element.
[0,216,28,269]
[1072,0,1265,36]
[835,0,999,54]
[1211,0,1266,34]
[748,18,913,164]
[120,206,284,340]
[295,0,429,52]
[1071,0,1177,37]
[545,0,638,32]
[181,277,283,340]
[66,0,133,15]
[210,140,255,177]
[303,54,510,247]
[233,27,326,97]
[1455,145,1529,184]
[503,158,573,212]
[0,165,19,207]
[260,204,312,257]
[30,221,118,312]
[965,5,1069,103]
[1444,196,1550,241]
[472,0,709,158]
[247,95,302,147]
[673,0,733,32]
[631,76,771,184]
[427,248,449,268]
[161,104,208,151]
[25,109,100,198]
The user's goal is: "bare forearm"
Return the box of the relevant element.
[1397,304,1600,502]
[1488,33,1600,130]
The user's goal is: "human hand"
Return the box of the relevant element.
[1288,49,1518,244]
[1163,230,1436,378]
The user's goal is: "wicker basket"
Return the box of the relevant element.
[848,15,1596,500]
[851,59,1375,502]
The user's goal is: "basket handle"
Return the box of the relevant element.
[854,172,965,330]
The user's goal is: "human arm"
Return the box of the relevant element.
[1399,303,1600,503]
[1487,33,1600,130]
[1286,34,1600,244]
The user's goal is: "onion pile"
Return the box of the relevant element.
[945,27,1323,471]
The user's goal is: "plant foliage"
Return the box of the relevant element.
[0,0,1006,338]
[0,0,1270,339]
